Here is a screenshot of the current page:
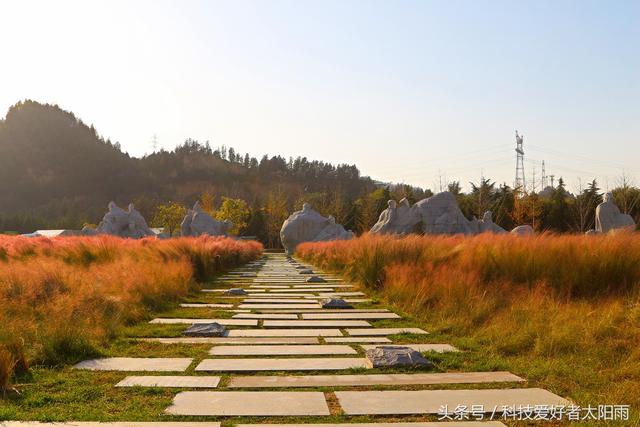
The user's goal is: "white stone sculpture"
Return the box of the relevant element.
[370,198,421,235]
[370,192,507,236]
[84,202,155,238]
[511,225,535,236]
[279,203,353,255]
[180,201,233,237]
[595,192,636,233]
[414,192,477,234]
[476,211,507,234]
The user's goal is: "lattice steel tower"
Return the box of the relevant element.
[514,130,526,192]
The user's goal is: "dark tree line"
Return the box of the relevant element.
[1,101,638,245]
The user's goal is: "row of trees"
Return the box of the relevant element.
[144,176,640,247]
[2,101,639,243]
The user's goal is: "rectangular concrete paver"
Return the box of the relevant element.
[1,423,223,427]
[324,337,392,343]
[347,328,428,336]
[256,309,390,313]
[263,320,371,328]
[302,313,400,320]
[236,423,506,427]
[149,318,257,326]
[232,313,298,319]
[180,303,233,308]
[227,329,343,337]
[208,344,357,356]
[196,357,368,371]
[74,358,192,372]
[166,391,330,416]
[361,344,459,353]
[247,294,320,298]
[335,388,570,415]
[140,337,319,344]
[243,299,320,304]
[116,375,221,388]
[228,372,524,388]
[238,304,321,309]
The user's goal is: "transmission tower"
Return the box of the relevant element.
[150,134,159,153]
[514,130,526,193]
[541,160,547,189]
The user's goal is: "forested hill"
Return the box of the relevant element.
[0,100,427,242]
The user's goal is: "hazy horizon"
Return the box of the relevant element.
[1,0,638,193]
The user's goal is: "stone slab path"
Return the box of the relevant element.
[228,372,525,388]
[360,344,459,353]
[166,391,330,416]
[208,344,357,355]
[195,357,368,371]
[235,424,506,427]
[60,252,570,423]
[73,357,192,372]
[149,318,257,326]
[141,337,320,344]
[116,375,220,388]
[335,388,571,415]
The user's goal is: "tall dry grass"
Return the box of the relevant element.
[0,235,262,393]
[298,234,640,411]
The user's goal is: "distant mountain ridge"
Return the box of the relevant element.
[0,100,424,235]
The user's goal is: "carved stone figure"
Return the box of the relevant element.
[370,192,509,236]
[415,192,476,234]
[477,211,507,234]
[595,192,636,233]
[370,198,421,235]
[85,202,155,238]
[181,201,233,237]
[511,225,535,236]
[280,203,353,255]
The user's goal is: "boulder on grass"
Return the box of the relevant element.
[86,201,155,239]
[511,224,535,236]
[595,192,636,233]
[298,269,313,274]
[306,276,327,283]
[181,201,233,237]
[183,323,226,337]
[280,203,354,255]
[321,298,352,309]
[365,346,432,368]
[224,288,247,296]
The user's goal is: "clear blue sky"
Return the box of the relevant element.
[1,0,638,192]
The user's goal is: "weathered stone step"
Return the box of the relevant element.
[208,344,357,356]
[1,423,223,427]
[325,337,392,343]
[347,328,428,336]
[238,304,321,309]
[236,423,506,427]
[263,320,372,328]
[232,313,299,319]
[74,357,192,372]
[361,344,458,353]
[149,318,257,326]
[195,357,368,371]
[302,313,400,320]
[166,391,329,416]
[180,303,233,308]
[139,337,319,344]
[116,375,220,388]
[335,388,570,415]
[228,371,524,388]
[226,329,343,337]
